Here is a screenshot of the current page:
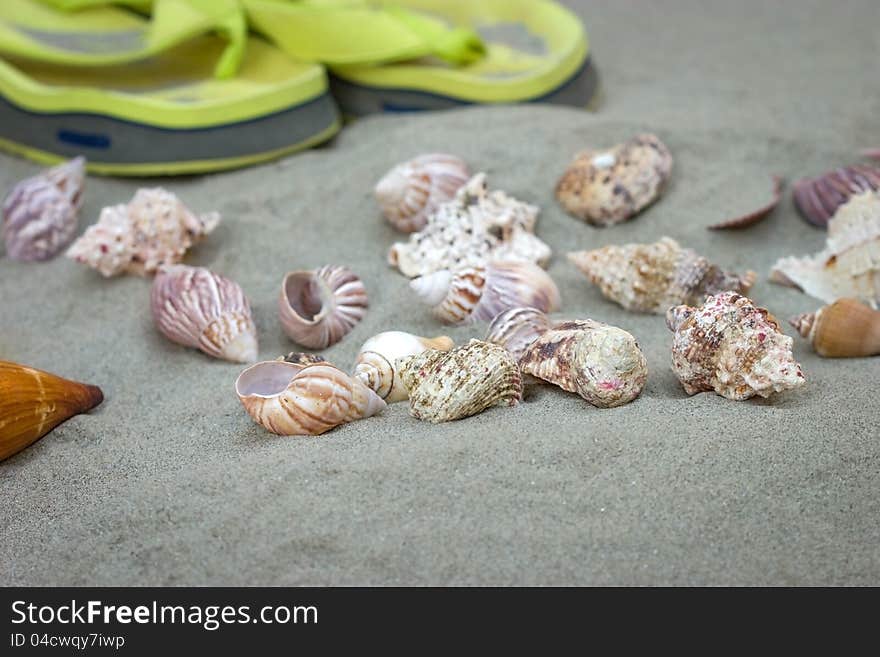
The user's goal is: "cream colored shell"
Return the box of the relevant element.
[485,306,552,360]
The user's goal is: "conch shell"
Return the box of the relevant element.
[792,165,880,227]
[235,359,385,436]
[789,298,880,357]
[397,339,523,423]
[555,133,673,226]
[569,236,756,314]
[151,265,258,363]
[770,191,880,305]
[353,331,454,402]
[66,188,219,277]
[0,361,103,461]
[666,291,806,400]
[519,319,648,408]
[375,154,470,233]
[387,173,552,278]
[410,260,561,325]
[2,157,85,262]
[485,306,552,360]
[278,266,368,349]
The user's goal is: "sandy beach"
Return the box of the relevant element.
[1,0,878,585]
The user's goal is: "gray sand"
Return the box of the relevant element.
[1,0,878,585]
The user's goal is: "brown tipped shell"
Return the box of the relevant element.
[277,352,329,366]
[278,266,368,349]
[519,320,648,408]
[235,360,386,436]
[789,298,880,357]
[792,165,880,227]
[709,175,783,230]
[409,261,561,325]
[151,265,258,363]
[375,154,470,233]
[555,133,673,226]
[353,331,454,402]
[568,236,755,314]
[397,340,523,423]
[485,307,552,360]
[0,361,103,461]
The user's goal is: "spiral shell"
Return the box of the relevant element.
[556,134,673,226]
[568,236,756,314]
[2,157,85,261]
[375,154,470,233]
[666,291,806,400]
[278,266,368,349]
[792,164,880,227]
[397,340,522,423]
[410,261,561,325]
[789,298,880,358]
[1,360,103,461]
[485,307,552,360]
[66,188,219,277]
[235,359,386,436]
[151,265,258,363]
[353,331,454,402]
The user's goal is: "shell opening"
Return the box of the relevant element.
[283,273,324,322]
[235,361,301,398]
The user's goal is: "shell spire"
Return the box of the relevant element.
[788,298,880,357]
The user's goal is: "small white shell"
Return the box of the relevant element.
[235,360,386,436]
[410,261,561,325]
[375,154,470,233]
[151,265,258,363]
[278,266,368,349]
[485,307,552,360]
[353,331,454,402]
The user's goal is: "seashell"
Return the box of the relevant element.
[519,319,648,408]
[375,154,470,233]
[2,157,85,261]
[278,266,368,349]
[0,360,103,461]
[568,236,756,314]
[666,291,805,400]
[277,352,328,366]
[789,298,880,358]
[410,260,561,325]
[708,175,783,230]
[792,165,880,227]
[387,173,552,278]
[770,191,880,305]
[397,339,522,423]
[353,331,454,402]
[555,133,673,227]
[862,148,880,161]
[235,359,385,436]
[66,188,219,277]
[485,306,552,361]
[151,265,258,363]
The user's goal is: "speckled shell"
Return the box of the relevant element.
[278,266,368,349]
[485,306,552,360]
[555,134,673,226]
[387,173,552,278]
[789,298,880,358]
[397,339,523,423]
[375,154,470,233]
[410,260,561,325]
[151,265,258,363]
[353,331,454,402]
[568,236,756,314]
[66,187,219,277]
[770,191,880,305]
[519,319,648,408]
[2,157,85,261]
[792,165,880,227]
[235,360,386,436]
[666,291,805,400]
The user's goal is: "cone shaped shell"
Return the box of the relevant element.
[235,360,386,436]
[485,307,552,360]
[789,298,880,357]
[0,361,103,461]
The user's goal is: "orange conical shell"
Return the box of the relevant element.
[789,298,880,357]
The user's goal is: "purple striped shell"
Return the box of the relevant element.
[792,165,880,227]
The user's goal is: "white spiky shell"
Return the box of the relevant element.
[2,157,85,262]
[66,187,219,277]
[770,191,880,305]
[485,307,552,360]
[397,339,523,423]
[410,261,561,325]
[151,265,258,363]
[353,331,454,402]
[235,360,386,436]
[375,154,470,233]
[278,266,368,350]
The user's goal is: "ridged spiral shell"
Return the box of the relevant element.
[485,307,552,360]
[792,165,880,227]
[789,298,880,358]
